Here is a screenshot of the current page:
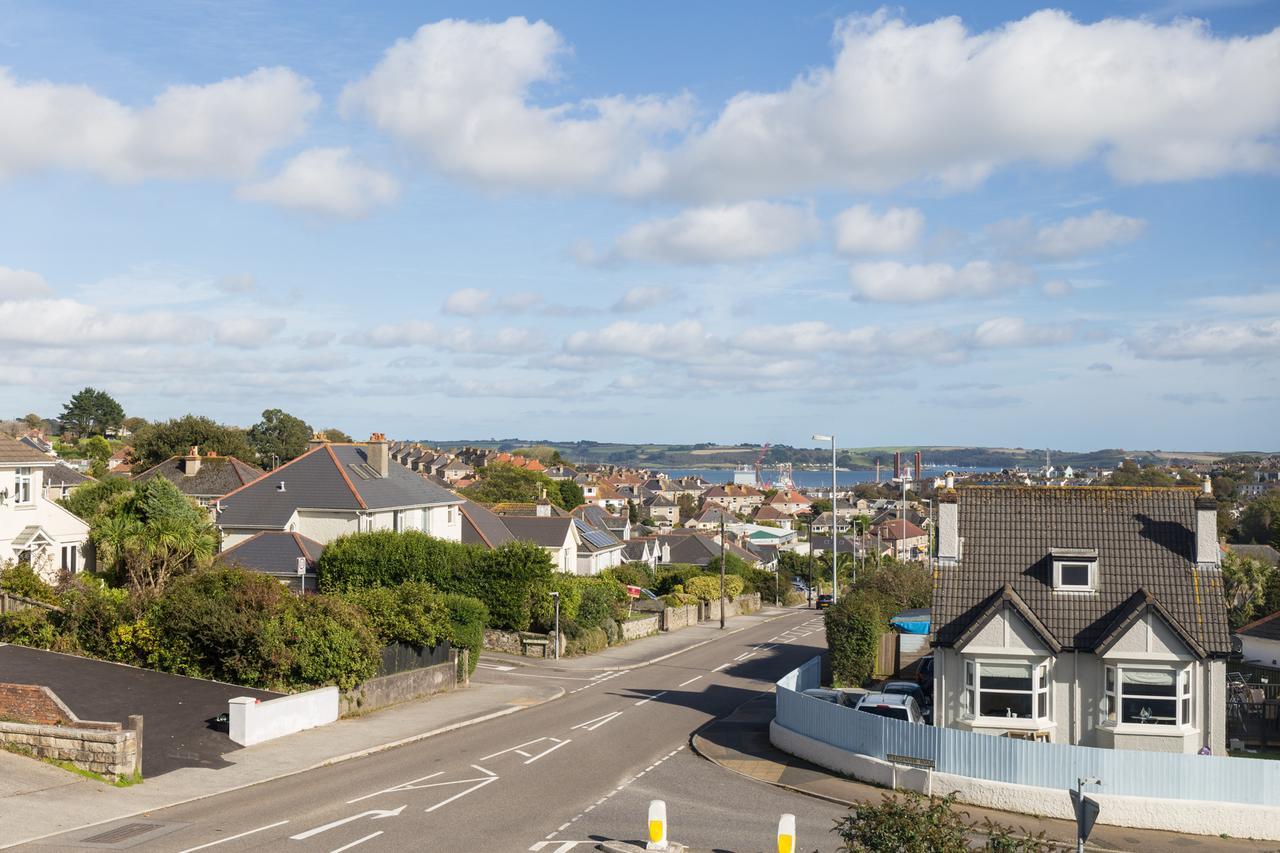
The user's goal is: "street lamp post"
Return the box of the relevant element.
[805,517,814,609]
[550,591,560,660]
[813,433,837,599]
[719,516,727,629]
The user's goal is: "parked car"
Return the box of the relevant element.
[852,693,925,724]
[816,593,834,610]
[915,655,934,698]
[802,688,848,705]
[880,680,931,723]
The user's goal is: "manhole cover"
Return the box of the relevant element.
[82,824,164,844]
[59,820,188,849]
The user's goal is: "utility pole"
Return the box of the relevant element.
[813,433,837,598]
[806,518,814,609]
[550,591,560,660]
[719,516,726,629]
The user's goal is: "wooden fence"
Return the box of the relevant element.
[0,592,61,616]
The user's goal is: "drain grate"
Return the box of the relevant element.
[81,824,165,844]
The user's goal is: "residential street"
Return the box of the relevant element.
[25,608,848,853]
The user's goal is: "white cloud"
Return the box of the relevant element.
[1031,210,1147,258]
[1162,391,1227,405]
[214,317,284,348]
[1128,319,1280,361]
[442,288,545,316]
[215,273,257,294]
[354,320,543,354]
[0,67,318,182]
[1190,290,1280,315]
[359,321,436,347]
[665,11,1280,198]
[341,17,692,192]
[849,260,1034,302]
[564,320,712,361]
[0,266,51,300]
[603,202,820,264]
[1043,279,1074,298]
[612,286,671,313]
[833,205,924,254]
[0,298,189,345]
[238,147,399,217]
[971,316,1075,348]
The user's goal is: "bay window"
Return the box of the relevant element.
[1103,664,1193,728]
[964,659,1051,721]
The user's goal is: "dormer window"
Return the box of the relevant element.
[1052,548,1098,592]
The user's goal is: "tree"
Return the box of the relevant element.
[60,387,125,438]
[461,463,581,510]
[248,409,313,468]
[131,415,257,468]
[122,416,149,434]
[1238,493,1280,547]
[1109,459,1176,487]
[21,412,42,430]
[676,493,698,522]
[322,428,353,443]
[1222,551,1275,629]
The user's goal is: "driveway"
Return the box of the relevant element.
[0,644,279,777]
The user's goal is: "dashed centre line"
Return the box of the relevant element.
[633,690,667,706]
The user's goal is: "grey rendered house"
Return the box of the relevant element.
[931,480,1231,754]
[215,435,463,550]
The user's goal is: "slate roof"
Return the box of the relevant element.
[459,500,517,548]
[574,518,624,553]
[503,516,575,549]
[932,487,1231,657]
[874,519,927,540]
[217,531,324,576]
[216,444,461,529]
[1238,610,1280,643]
[0,434,54,465]
[1228,544,1280,568]
[572,505,627,532]
[43,463,93,488]
[133,455,264,498]
[490,502,571,517]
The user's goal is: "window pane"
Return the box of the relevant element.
[1122,697,1177,725]
[1181,697,1190,725]
[1060,563,1090,586]
[1105,667,1115,693]
[1037,691,1047,718]
[982,663,1032,691]
[1037,665,1049,689]
[1123,670,1176,696]
[980,691,1033,719]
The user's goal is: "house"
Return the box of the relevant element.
[504,516,579,574]
[808,511,850,534]
[572,504,631,541]
[1225,543,1279,568]
[689,505,737,530]
[871,518,929,560]
[930,480,1231,754]
[574,518,626,575]
[656,531,763,568]
[752,504,794,529]
[459,500,518,549]
[132,447,263,510]
[702,483,764,514]
[0,434,92,582]
[215,434,463,550]
[581,481,627,512]
[18,432,54,456]
[766,489,811,516]
[106,446,131,472]
[1237,610,1280,672]
[41,463,93,502]
[641,494,679,525]
[623,537,661,568]
[216,531,324,593]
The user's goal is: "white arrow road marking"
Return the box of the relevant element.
[290,806,405,841]
[633,691,667,706]
[423,766,500,813]
[475,663,516,671]
[347,772,444,804]
[329,831,382,853]
[481,737,570,763]
[177,821,290,852]
[571,711,622,731]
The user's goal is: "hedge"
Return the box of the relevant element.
[443,593,488,676]
[684,574,744,602]
[824,595,885,687]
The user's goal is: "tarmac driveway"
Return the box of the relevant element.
[0,644,279,777]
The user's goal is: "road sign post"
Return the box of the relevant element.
[1070,778,1101,853]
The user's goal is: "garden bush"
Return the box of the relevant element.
[343,581,451,648]
[57,576,134,659]
[0,562,59,603]
[0,608,58,648]
[602,562,652,588]
[564,625,608,656]
[684,574,744,602]
[283,595,380,691]
[529,572,582,633]
[443,593,488,676]
[654,565,701,595]
[662,589,698,608]
[825,594,885,687]
[832,792,1057,852]
[575,577,629,629]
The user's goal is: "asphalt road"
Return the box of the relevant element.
[28,608,846,853]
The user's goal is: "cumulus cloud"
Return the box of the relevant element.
[238,147,399,217]
[0,298,190,345]
[1043,279,1074,298]
[1030,210,1147,258]
[664,11,1280,199]
[833,205,924,254]
[442,288,544,316]
[612,286,671,313]
[214,316,285,348]
[849,260,1034,302]
[0,266,51,300]
[971,316,1074,348]
[599,202,820,264]
[1128,319,1280,360]
[341,17,692,193]
[354,320,543,354]
[0,67,317,183]
[565,320,713,361]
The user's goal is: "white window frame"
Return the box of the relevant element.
[1103,663,1195,730]
[61,544,78,574]
[1052,559,1096,592]
[14,467,33,505]
[962,657,1052,725]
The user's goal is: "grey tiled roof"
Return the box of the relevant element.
[932,487,1231,657]
[1228,544,1280,567]
[1238,610,1280,642]
[217,531,323,576]
[44,463,93,488]
[459,500,517,548]
[0,434,54,465]
[502,516,575,548]
[133,455,263,498]
[216,444,460,529]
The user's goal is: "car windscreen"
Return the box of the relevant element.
[857,705,909,721]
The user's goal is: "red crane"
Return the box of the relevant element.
[754,443,771,485]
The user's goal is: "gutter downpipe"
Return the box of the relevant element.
[1072,649,1079,745]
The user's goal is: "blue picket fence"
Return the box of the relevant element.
[775,657,1280,806]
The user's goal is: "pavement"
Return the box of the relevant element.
[0,644,280,776]
[692,692,1280,853]
[16,607,843,853]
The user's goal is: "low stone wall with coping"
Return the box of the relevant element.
[662,604,699,632]
[341,657,457,716]
[0,682,138,780]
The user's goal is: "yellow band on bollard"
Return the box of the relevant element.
[649,820,664,843]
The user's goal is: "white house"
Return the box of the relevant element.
[216,434,462,549]
[930,479,1231,754]
[0,435,92,582]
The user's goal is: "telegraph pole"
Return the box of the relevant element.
[719,516,726,629]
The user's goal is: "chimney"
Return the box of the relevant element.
[308,432,329,451]
[366,433,388,477]
[536,488,552,517]
[937,472,960,564]
[181,446,201,476]
[893,451,902,479]
[1195,476,1218,567]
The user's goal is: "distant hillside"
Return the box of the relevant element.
[419,439,1272,470]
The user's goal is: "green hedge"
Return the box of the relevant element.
[316,531,554,631]
[684,574,744,602]
[443,593,488,676]
[824,595,885,687]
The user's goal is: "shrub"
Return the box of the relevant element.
[684,574,744,602]
[0,608,58,648]
[602,562,652,588]
[575,578,629,629]
[344,581,450,648]
[283,595,380,691]
[529,572,582,633]
[654,565,701,595]
[107,618,196,673]
[825,595,885,687]
[601,616,622,645]
[662,590,698,608]
[57,576,133,659]
[0,562,59,603]
[854,559,932,614]
[564,625,608,656]
[832,792,1057,852]
[443,593,488,676]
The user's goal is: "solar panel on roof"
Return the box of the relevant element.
[581,528,616,548]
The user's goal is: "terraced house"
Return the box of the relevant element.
[930,480,1230,754]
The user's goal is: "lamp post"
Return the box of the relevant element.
[812,433,837,599]
[550,591,560,660]
[805,517,814,609]
[719,516,726,630]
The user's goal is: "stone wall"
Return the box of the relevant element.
[662,604,699,632]
[621,614,660,642]
[0,720,136,780]
[483,628,561,658]
[704,593,761,622]
[342,658,457,716]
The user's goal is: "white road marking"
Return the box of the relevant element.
[423,766,501,813]
[677,675,702,687]
[523,738,572,764]
[475,663,516,671]
[290,806,405,841]
[712,663,731,672]
[571,711,623,731]
[347,772,444,804]
[733,651,754,661]
[633,691,668,706]
[176,821,290,853]
[329,831,383,853]
[482,737,561,762]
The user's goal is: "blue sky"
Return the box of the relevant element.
[0,1,1276,451]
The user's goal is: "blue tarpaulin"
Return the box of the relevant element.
[889,607,930,635]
